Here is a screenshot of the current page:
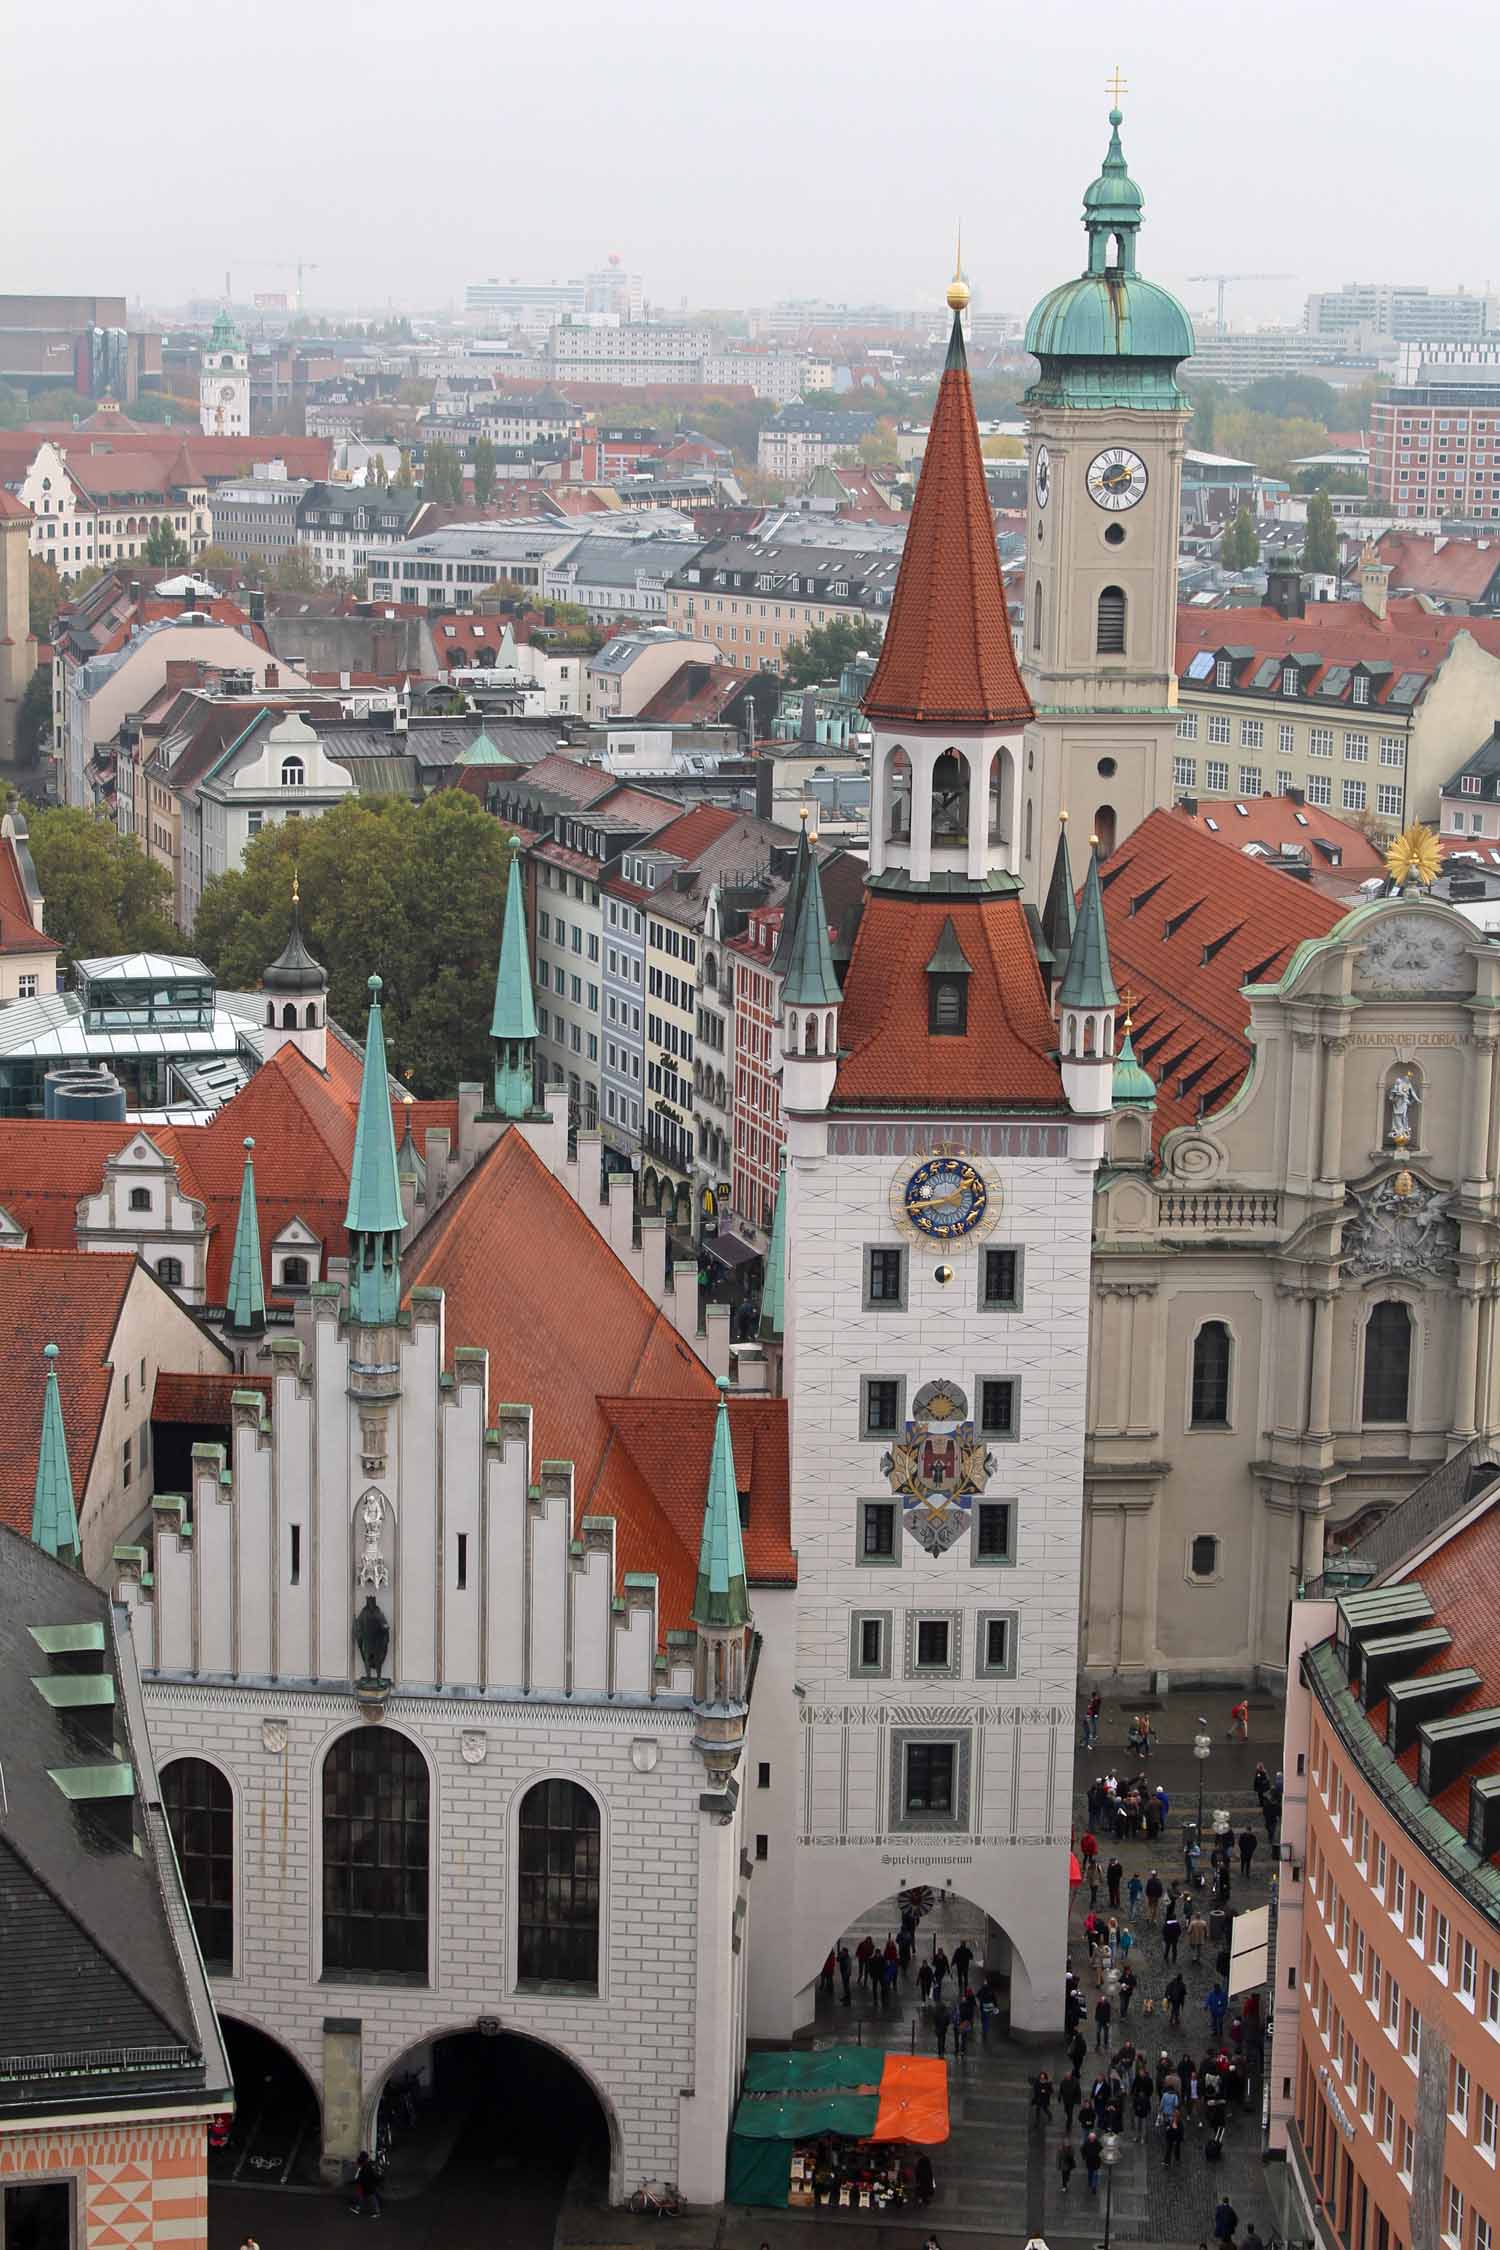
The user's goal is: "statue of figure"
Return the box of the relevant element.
[357,1489,389,1591]
[1386,1070,1420,1145]
[353,1594,390,1681]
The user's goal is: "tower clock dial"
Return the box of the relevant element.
[890,1148,999,1243]
[1086,447,1148,512]
[1034,444,1051,509]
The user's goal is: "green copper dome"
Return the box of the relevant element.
[1111,1023,1157,1110]
[1024,106,1194,409]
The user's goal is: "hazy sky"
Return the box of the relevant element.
[8,0,1497,331]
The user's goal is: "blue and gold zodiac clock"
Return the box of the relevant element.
[893,1149,997,1242]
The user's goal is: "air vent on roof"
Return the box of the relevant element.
[1241,949,1285,986]
[1127,876,1168,916]
[1163,899,1205,941]
[1201,920,1246,966]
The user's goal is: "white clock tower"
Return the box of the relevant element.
[1018,103,1195,880]
[200,308,249,437]
[749,273,1123,2052]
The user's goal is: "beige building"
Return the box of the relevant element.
[0,490,36,764]
[1081,805,1500,1688]
[663,536,897,673]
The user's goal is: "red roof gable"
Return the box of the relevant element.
[1176,598,1500,708]
[0,1251,137,1534]
[1098,808,1343,1146]
[1173,791,1386,888]
[646,803,740,861]
[863,320,1032,731]
[1372,530,1500,603]
[835,893,1063,1110]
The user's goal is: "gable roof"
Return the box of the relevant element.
[1372,529,1500,604]
[1097,807,1344,1146]
[1173,790,1387,888]
[0,1253,137,1535]
[1176,598,1500,711]
[835,893,1064,1111]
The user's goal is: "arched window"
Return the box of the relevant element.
[518,1778,600,1987]
[803,1016,817,1055]
[322,1727,429,1979]
[1094,804,1118,856]
[931,749,970,840]
[885,747,912,842]
[1032,579,1043,652]
[305,1002,319,1027]
[156,1256,184,1287]
[1190,1321,1231,1426]
[1363,1301,1412,1424]
[278,1002,295,1028]
[1024,799,1034,861]
[281,1255,310,1289]
[281,756,306,788]
[265,1000,276,1027]
[987,750,1009,846]
[162,1757,233,1970]
[129,1186,151,1211]
[1096,586,1127,655]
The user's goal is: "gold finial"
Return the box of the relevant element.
[1106,64,1128,109]
[1059,808,1070,825]
[1089,831,1101,848]
[946,226,970,314]
[798,802,811,828]
[291,866,300,906]
[1119,984,1138,1030]
[1384,821,1441,892]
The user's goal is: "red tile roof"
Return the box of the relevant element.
[1174,791,1387,888]
[152,1371,271,1424]
[404,1129,788,1632]
[1098,809,1344,1146]
[599,1394,794,1588]
[835,893,1064,1110]
[863,324,1032,730]
[647,803,740,861]
[1372,530,1500,604]
[1176,598,1500,709]
[68,451,202,501]
[0,831,54,958]
[0,1251,137,1534]
[637,661,748,725]
[0,489,31,522]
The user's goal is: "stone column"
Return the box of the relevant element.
[910,743,936,885]
[1307,1291,1335,1443]
[1288,1031,1320,1187]
[321,2017,363,2181]
[1452,1284,1482,1443]
[1464,1031,1496,1187]
[1124,1286,1159,1432]
[678,1804,739,2204]
[1318,1037,1348,1183]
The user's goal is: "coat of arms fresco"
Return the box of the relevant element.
[881,1378,996,1555]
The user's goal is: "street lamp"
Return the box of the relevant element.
[1194,1722,1212,1847]
[1098,2128,1119,2250]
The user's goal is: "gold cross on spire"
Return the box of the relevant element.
[1105,64,1128,107]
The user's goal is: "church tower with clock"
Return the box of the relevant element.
[1017,102,1194,879]
[199,307,250,437]
[753,269,1123,2046]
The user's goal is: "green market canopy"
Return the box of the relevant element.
[728,2048,948,2206]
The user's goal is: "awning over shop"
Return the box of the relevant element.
[728,2048,949,2207]
[702,1230,763,1272]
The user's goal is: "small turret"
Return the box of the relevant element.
[261,871,328,1071]
[1057,841,1119,1118]
[32,1343,80,1569]
[691,1379,751,1784]
[779,821,842,1116]
[224,1136,267,1340]
[345,975,405,1326]
[488,837,539,1120]
[1040,813,1077,994]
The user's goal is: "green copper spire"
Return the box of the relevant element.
[1057,845,1120,1011]
[225,1136,267,1337]
[778,822,842,1010]
[1082,107,1145,272]
[1041,815,1077,981]
[759,1156,787,1341]
[32,1344,80,1567]
[692,1379,750,1631]
[490,838,538,1118]
[1112,1016,1157,1109]
[346,974,405,1324]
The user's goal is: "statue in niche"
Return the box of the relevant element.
[1386,1069,1421,1148]
[356,1488,389,1591]
[353,1594,390,1681]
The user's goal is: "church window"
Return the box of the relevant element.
[129,1186,151,1212]
[322,1727,429,1980]
[861,1501,897,1560]
[903,1742,954,1815]
[982,1247,1021,1308]
[864,1246,907,1308]
[162,1757,233,1971]
[1363,1302,1412,1424]
[979,1378,1017,1439]
[930,750,969,840]
[974,1502,1014,1563]
[280,756,305,788]
[1190,1322,1232,1426]
[861,1377,903,1438]
[914,1618,951,1670]
[517,1778,600,1987]
[1189,1534,1220,1579]
[1096,587,1127,655]
[156,1256,184,1287]
[283,1003,298,1028]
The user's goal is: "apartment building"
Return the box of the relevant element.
[295,482,429,583]
[1306,282,1489,344]
[365,523,580,607]
[663,533,899,673]
[1371,380,1500,520]
[756,408,878,480]
[209,475,312,565]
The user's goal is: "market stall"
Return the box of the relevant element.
[727,2047,949,2210]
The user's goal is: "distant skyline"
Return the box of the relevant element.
[8,0,1498,335]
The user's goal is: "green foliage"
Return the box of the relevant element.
[1219,506,1260,570]
[1296,466,1367,496]
[193,791,512,1096]
[781,615,883,688]
[272,546,321,594]
[1238,374,1339,423]
[192,544,239,579]
[421,442,464,506]
[1303,490,1339,575]
[366,451,390,489]
[1184,379,1227,448]
[143,520,189,568]
[16,672,51,767]
[28,559,63,636]
[1212,409,1329,482]
[23,804,178,960]
[472,435,496,509]
[393,449,415,489]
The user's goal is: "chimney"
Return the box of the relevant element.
[1179,794,1198,816]
[248,588,266,624]
[1359,544,1391,623]
[265,663,279,689]
[1287,784,1305,806]
[800,688,817,745]
[1265,552,1305,620]
[755,759,774,821]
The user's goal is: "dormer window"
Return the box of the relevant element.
[1352,674,1370,706]
[1215,658,1233,688]
[1282,665,1299,695]
[932,980,965,1032]
[925,916,972,1035]
[1461,774,1483,796]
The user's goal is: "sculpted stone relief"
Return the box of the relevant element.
[1354,916,1472,997]
[1342,1174,1458,1282]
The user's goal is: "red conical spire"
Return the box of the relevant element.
[863,299,1033,730]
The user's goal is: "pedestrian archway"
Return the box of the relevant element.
[813,1887,1026,2049]
[371,2026,616,2207]
[214,2014,322,2187]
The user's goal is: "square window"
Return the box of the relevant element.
[981,1246,1021,1308]
[915,1618,951,1669]
[861,1376,903,1439]
[859,1500,897,1562]
[973,1501,1014,1563]
[902,1740,955,1815]
[864,1245,907,1308]
[979,1377,1017,1438]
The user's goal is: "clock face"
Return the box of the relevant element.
[219,384,236,401]
[1034,444,1051,510]
[1087,446,1149,512]
[901,1153,990,1241]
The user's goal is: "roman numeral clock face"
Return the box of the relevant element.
[1086,447,1148,512]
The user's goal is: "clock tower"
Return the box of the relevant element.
[751,271,1122,2051]
[199,307,249,437]
[1018,104,1194,881]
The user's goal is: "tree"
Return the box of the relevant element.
[421,442,463,506]
[143,520,189,568]
[394,450,415,489]
[365,451,391,490]
[1219,506,1260,569]
[1303,490,1339,575]
[192,544,240,580]
[22,804,178,960]
[193,791,513,1096]
[1239,374,1340,424]
[28,559,63,637]
[857,421,898,471]
[272,546,321,594]
[981,434,1024,460]
[1212,409,1329,482]
[1184,379,1227,449]
[472,435,496,509]
[16,672,51,767]
[781,616,883,688]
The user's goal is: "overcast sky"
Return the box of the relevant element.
[7,0,1496,331]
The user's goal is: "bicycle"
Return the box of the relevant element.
[628,2180,683,2217]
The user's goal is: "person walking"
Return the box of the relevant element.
[1238,1826,1257,1878]
[349,2151,383,2219]
[1252,1762,1271,1809]
[856,1933,875,1986]
[956,1987,976,2053]
[1144,1869,1165,1923]
[977,1980,996,2049]
[1162,1908,1182,1964]
[1068,2029,1088,2077]
[1030,2071,1054,2130]
[933,1998,952,2058]
[820,1949,836,1999]
[1184,1831,1202,1887]
[1187,1909,1209,1965]
[1080,1829,1099,1873]
[1227,1698,1249,1744]
[932,1947,950,2001]
[1127,1871,1144,1919]
[1106,1855,1124,1909]
[1131,2071,1153,2143]
[1213,2195,1239,2243]
[1094,1994,1112,2051]
[1056,2140,1076,2198]
[1162,2110,1184,2167]
[838,1944,853,2003]
[1205,1983,1229,2039]
[1118,1966,1137,2020]
[953,1940,973,1988]
[918,1958,934,2005]
[1080,2128,1103,2194]
[1164,1972,1188,2030]
[1059,2070,1081,2133]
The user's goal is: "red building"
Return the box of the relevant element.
[1371,392,1500,521]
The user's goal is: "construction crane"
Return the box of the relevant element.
[1186,272,1293,332]
[228,258,322,314]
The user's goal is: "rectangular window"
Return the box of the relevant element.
[1374,1837,1387,1897]
[979,1378,1016,1438]
[981,1246,1021,1308]
[1173,755,1198,788]
[860,1500,896,1560]
[1480,2088,1497,2159]
[1240,718,1264,748]
[1380,736,1405,766]
[1433,1911,1449,1976]
[974,1501,1013,1562]
[1345,732,1370,762]
[1239,765,1262,794]
[1279,722,1296,756]
[1310,727,1334,758]
[1487,1963,1500,2026]
[1380,2090,1395,2152]
[864,1246,907,1307]
[1306,773,1332,806]
[290,1523,301,1584]
[980,1614,1015,1674]
[857,1616,884,1671]
[1392,1864,1406,1923]
[903,1741,955,1815]
[1206,758,1230,790]
[1411,1888,1426,1947]
[3,2184,72,2250]
[1452,2058,1470,2128]
[1176,713,1198,740]
[1276,769,1293,793]
[915,1618,951,1669]
[1208,714,1231,746]
[1399,2119,1415,2180]
[1444,2182,1463,2246]
[1378,783,1403,817]
[123,1436,132,1487]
